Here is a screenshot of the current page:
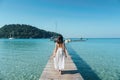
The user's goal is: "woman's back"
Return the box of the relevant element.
[57,43,64,48]
[56,43,66,52]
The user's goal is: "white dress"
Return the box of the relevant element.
[54,47,65,70]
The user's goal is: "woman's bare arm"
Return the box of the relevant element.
[52,43,58,57]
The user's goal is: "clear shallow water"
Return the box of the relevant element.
[0,39,120,80]
[0,39,54,80]
[67,38,120,80]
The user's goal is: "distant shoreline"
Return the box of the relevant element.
[0,24,60,39]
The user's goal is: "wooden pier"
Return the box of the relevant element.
[39,54,83,80]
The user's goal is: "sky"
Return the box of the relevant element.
[0,0,120,38]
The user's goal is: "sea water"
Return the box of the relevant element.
[0,38,120,80]
[67,38,120,80]
[0,39,54,80]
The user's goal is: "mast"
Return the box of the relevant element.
[9,31,14,39]
[55,21,57,33]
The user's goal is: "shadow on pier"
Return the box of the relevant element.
[62,70,79,75]
[67,44,101,80]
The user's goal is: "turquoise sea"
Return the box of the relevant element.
[0,38,120,80]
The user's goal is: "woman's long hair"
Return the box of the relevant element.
[56,35,64,44]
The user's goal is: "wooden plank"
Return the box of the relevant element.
[39,54,83,80]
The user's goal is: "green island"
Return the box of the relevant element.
[0,24,60,39]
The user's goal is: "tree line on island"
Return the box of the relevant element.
[0,24,60,39]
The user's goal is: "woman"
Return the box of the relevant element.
[53,35,67,74]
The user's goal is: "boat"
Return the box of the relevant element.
[9,31,14,39]
[9,37,14,39]
[50,36,57,42]
[65,39,71,43]
[71,38,87,42]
